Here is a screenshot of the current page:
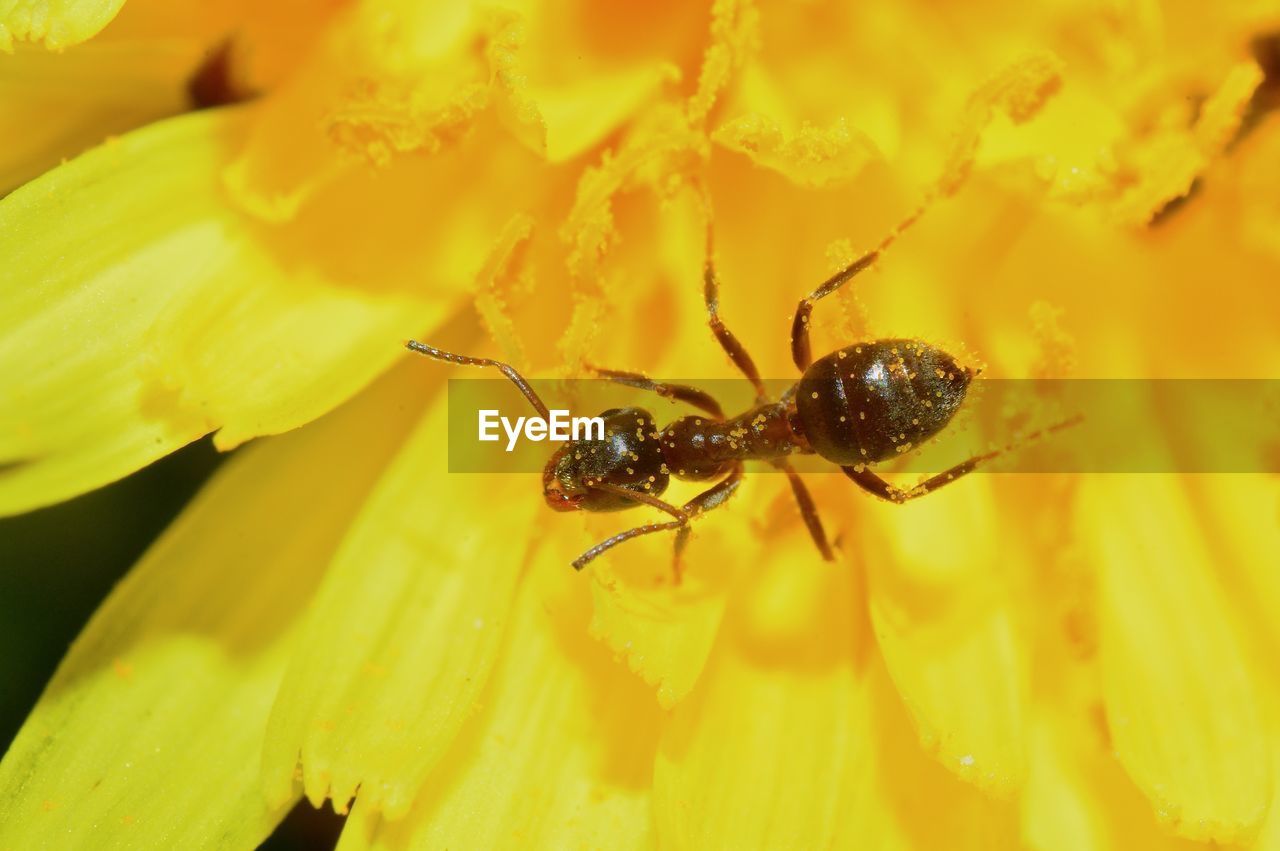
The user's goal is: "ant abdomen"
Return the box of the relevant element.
[795,338,971,465]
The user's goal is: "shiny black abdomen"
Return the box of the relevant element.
[794,339,971,465]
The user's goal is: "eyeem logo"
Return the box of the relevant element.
[478,410,605,452]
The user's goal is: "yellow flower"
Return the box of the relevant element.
[2,0,1279,849]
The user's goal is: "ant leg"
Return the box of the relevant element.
[591,483,688,521]
[772,459,834,560]
[704,262,769,402]
[673,464,744,583]
[672,526,692,578]
[586,365,724,420]
[790,253,879,373]
[684,463,744,515]
[842,414,1083,503]
[790,203,930,372]
[572,483,689,571]
[573,467,743,581]
[842,455,993,504]
[406,340,549,420]
[693,181,769,402]
[572,519,687,572]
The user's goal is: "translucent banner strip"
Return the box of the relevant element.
[440,379,1279,474]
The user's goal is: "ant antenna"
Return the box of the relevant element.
[405,340,550,420]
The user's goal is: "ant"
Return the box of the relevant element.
[408,190,1067,578]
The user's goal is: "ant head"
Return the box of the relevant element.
[541,407,670,513]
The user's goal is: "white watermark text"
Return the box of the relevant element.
[478,409,605,452]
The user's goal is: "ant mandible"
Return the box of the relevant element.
[409,189,1028,578]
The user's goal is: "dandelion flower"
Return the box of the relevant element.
[2,1,1279,849]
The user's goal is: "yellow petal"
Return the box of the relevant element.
[1020,625,1201,851]
[260,389,539,819]
[1254,720,1280,851]
[849,662,1022,851]
[337,534,661,850]
[654,544,864,850]
[1023,710,1117,851]
[587,522,737,709]
[1199,475,1280,851]
[0,349,425,848]
[0,108,439,515]
[1182,475,1280,656]
[0,40,195,191]
[0,110,239,512]
[654,531,1019,850]
[0,0,338,188]
[0,0,125,50]
[862,479,1029,795]
[1021,708,1205,851]
[1081,475,1270,842]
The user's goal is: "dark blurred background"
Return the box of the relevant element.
[0,440,343,850]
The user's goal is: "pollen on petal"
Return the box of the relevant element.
[1111,60,1264,225]
[688,0,759,124]
[713,113,877,188]
[935,51,1064,198]
[0,0,126,51]
[473,213,536,367]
